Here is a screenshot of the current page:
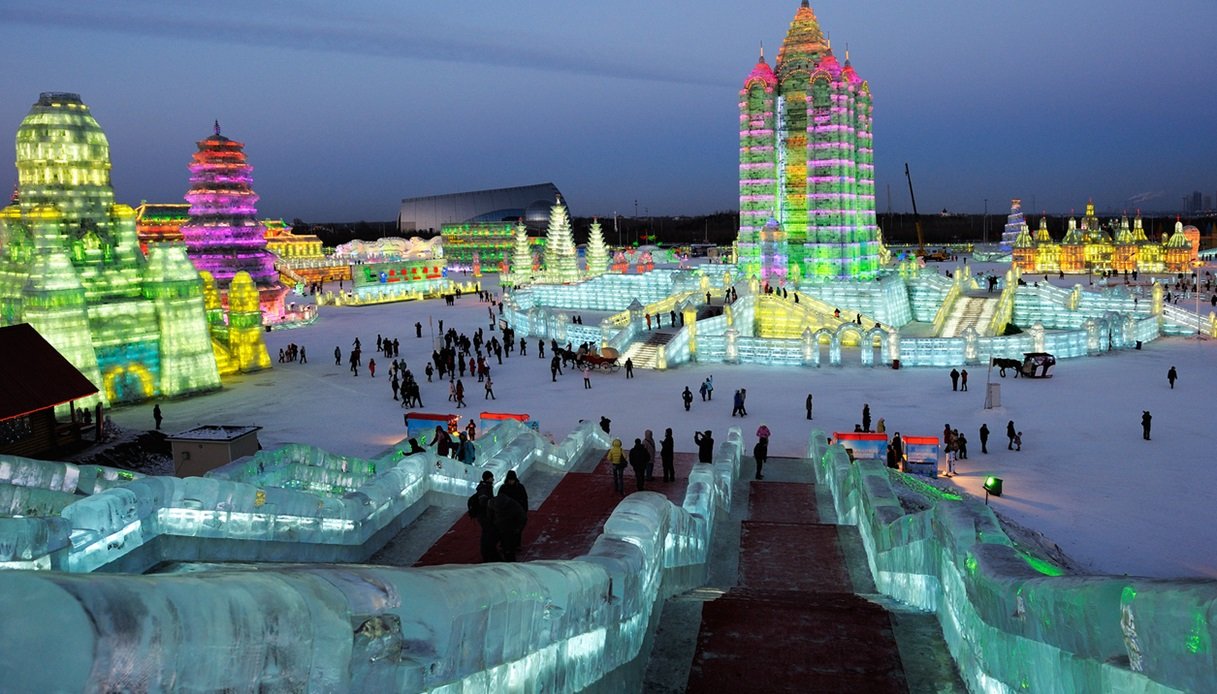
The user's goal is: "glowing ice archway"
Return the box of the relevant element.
[103,362,155,402]
[809,324,891,366]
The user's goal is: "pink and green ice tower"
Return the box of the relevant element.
[736,1,880,282]
[180,123,286,322]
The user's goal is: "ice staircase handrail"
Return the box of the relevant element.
[930,280,962,336]
[806,428,1217,694]
[986,280,1018,336]
[0,427,743,692]
[1160,303,1217,337]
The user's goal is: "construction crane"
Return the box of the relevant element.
[904,162,927,257]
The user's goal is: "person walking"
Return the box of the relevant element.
[643,430,657,481]
[493,485,527,562]
[473,471,499,562]
[153,404,163,430]
[1142,411,1152,440]
[1006,420,1017,449]
[456,431,476,464]
[624,358,634,379]
[415,321,423,338]
[1168,366,1178,389]
[660,428,675,482]
[957,431,968,460]
[979,423,990,454]
[695,430,715,463]
[484,376,495,400]
[455,379,466,408]
[608,438,627,496]
[705,376,714,401]
[368,359,377,378]
[629,438,650,492]
[682,386,693,411]
[581,363,592,389]
[960,369,969,392]
[753,435,768,480]
[699,381,708,402]
[732,389,744,417]
[550,356,560,382]
[805,392,813,420]
[299,346,307,364]
[950,368,960,391]
[334,346,341,366]
[862,403,871,432]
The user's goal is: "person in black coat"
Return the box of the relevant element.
[682,386,693,411]
[660,428,676,482]
[1142,411,1152,440]
[695,430,714,463]
[499,470,529,525]
[862,403,871,432]
[629,438,650,491]
[492,491,526,561]
[950,368,960,391]
[1006,420,1017,449]
[474,472,499,562]
[979,423,989,454]
[753,436,768,480]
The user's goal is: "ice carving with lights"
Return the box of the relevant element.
[542,196,580,284]
[735,2,880,282]
[0,93,228,405]
[0,420,747,692]
[179,122,288,323]
[585,218,609,278]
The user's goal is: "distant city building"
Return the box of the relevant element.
[441,221,544,272]
[398,182,564,234]
[735,1,880,282]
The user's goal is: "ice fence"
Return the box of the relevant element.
[0,426,741,691]
[807,429,1217,693]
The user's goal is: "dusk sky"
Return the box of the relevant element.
[2,0,1215,222]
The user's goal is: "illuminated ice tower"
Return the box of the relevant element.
[0,93,223,406]
[542,196,580,284]
[1001,199,1029,250]
[180,122,287,322]
[736,1,879,282]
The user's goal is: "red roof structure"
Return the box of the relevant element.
[0,323,99,420]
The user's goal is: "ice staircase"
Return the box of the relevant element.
[644,459,965,692]
[620,331,674,370]
[939,292,1000,337]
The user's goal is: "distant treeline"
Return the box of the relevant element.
[288,212,1217,249]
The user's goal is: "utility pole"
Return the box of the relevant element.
[614,212,620,247]
[983,198,989,244]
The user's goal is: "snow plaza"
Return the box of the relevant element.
[3,3,1217,693]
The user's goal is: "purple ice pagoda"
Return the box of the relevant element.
[180,121,287,322]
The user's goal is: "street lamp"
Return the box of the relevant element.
[983,198,988,244]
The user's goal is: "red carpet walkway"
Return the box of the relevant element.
[415,452,699,566]
[685,481,909,693]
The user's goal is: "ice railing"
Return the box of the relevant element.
[0,420,609,573]
[0,428,743,693]
[807,429,1217,694]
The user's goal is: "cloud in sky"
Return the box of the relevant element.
[0,1,723,89]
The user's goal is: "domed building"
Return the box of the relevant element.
[735,1,880,282]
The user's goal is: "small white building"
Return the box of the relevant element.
[167,425,262,478]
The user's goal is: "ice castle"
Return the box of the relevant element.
[0,93,270,406]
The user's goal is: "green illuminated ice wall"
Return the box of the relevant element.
[0,93,222,405]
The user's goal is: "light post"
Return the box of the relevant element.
[983,198,989,244]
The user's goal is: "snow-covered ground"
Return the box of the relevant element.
[104,265,1217,580]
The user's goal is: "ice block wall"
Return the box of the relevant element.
[806,429,1217,693]
[0,430,742,692]
[0,421,605,574]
